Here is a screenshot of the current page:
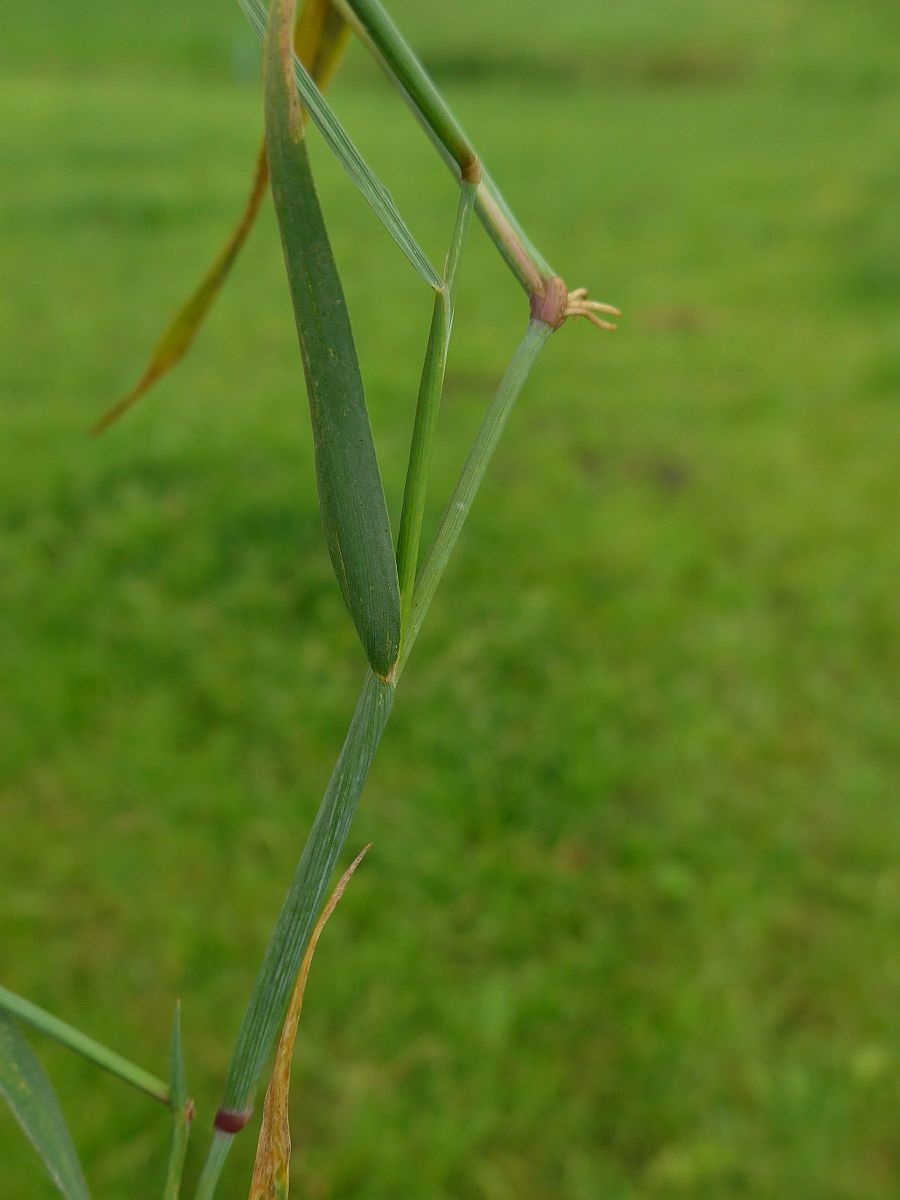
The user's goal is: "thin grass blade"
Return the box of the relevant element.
[248,845,370,1200]
[0,1014,91,1200]
[91,145,269,434]
[0,984,168,1104]
[263,0,400,676]
[238,0,441,288]
[94,0,351,434]
[195,672,392,1200]
[162,1003,193,1200]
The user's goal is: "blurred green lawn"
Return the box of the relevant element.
[1,1,898,1197]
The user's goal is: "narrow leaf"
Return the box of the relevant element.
[264,0,400,677]
[0,1013,91,1200]
[162,1003,193,1200]
[195,672,392,1200]
[0,984,168,1104]
[94,0,351,433]
[92,145,269,434]
[238,0,441,288]
[249,845,370,1200]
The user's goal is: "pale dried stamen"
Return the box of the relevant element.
[565,287,621,331]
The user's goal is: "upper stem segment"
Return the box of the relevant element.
[330,0,555,294]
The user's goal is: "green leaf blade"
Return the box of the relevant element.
[0,1014,91,1200]
[195,671,393,1200]
[264,0,401,678]
[0,984,168,1104]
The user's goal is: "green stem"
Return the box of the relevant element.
[331,0,555,293]
[397,319,551,677]
[396,181,476,630]
[0,985,169,1105]
[332,0,478,179]
[163,1003,191,1200]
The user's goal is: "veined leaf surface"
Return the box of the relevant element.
[264,0,400,677]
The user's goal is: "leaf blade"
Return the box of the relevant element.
[249,845,370,1200]
[94,0,352,432]
[0,984,168,1104]
[264,0,400,677]
[0,1014,91,1200]
[92,144,269,435]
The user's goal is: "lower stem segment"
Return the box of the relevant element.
[195,671,394,1200]
[196,319,552,1198]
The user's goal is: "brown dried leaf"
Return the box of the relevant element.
[248,845,370,1200]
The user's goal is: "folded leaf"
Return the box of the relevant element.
[264,0,401,677]
[0,1014,91,1200]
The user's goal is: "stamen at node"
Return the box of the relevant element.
[565,287,621,332]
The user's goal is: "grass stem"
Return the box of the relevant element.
[398,319,551,677]
[331,0,555,292]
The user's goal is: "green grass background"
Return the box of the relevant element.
[1,1,898,1196]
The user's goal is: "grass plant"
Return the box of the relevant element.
[1,1,617,1196]
[2,1,897,1197]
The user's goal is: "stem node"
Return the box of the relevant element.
[530,277,568,331]
[213,1107,253,1134]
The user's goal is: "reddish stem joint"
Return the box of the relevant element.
[531,277,621,332]
[214,1106,253,1134]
